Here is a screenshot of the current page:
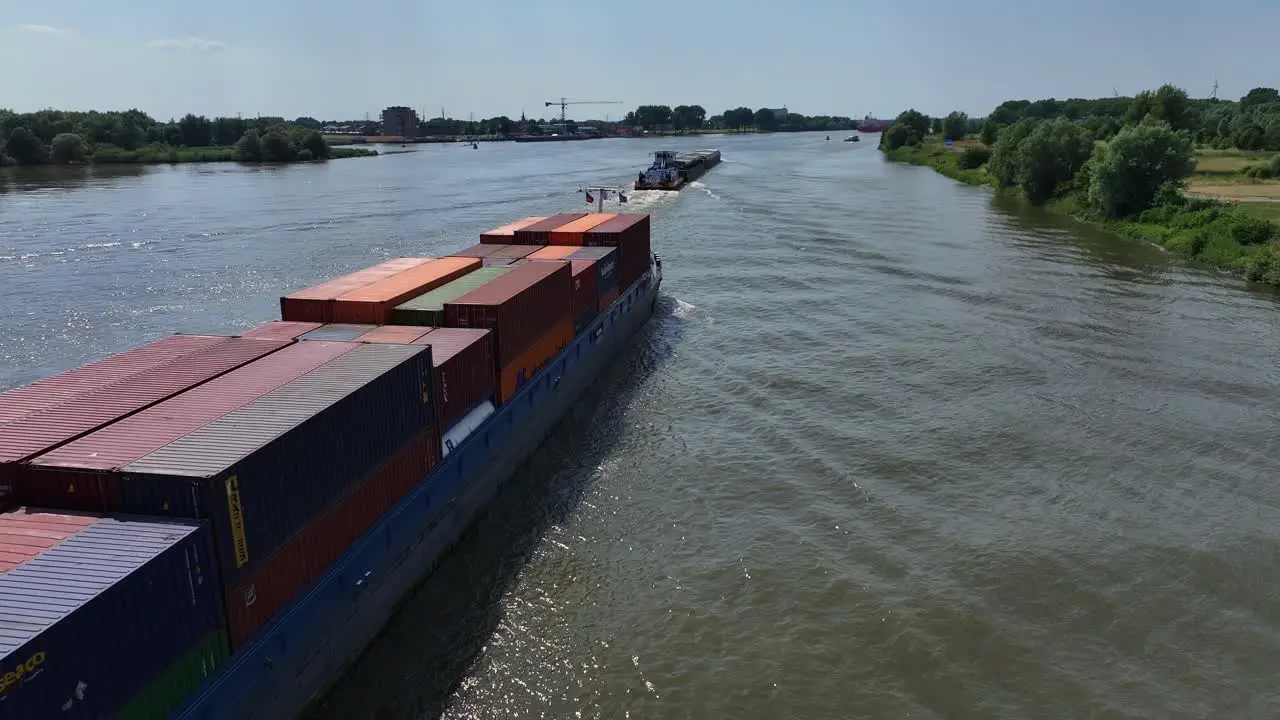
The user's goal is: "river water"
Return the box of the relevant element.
[2,134,1279,719]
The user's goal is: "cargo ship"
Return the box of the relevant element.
[0,212,660,720]
[633,149,721,191]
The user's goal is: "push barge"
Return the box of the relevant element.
[634,149,721,191]
[0,212,661,719]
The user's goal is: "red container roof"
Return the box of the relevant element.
[240,321,323,340]
[0,508,98,573]
[0,335,229,425]
[584,213,648,236]
[29,341,357,472]
[354,326,433,344]
[412,328,492,365]
[0,338,289,465]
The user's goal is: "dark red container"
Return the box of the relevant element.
[20,341,358,511]
[412,328,496,430]
[583,214,651,293]
[443,261,572,368]
[222,425,440,649]
[569,259,601,332]
[0,334,228,426]
[240,321,323,340]
[511,214,587,245]
[448,243,502,259]
[0,338,289,498]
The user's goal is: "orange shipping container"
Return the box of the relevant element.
[280,258,431,322]
[354,325,434,344]
[479,216,546,245]
[548,213,617,246]
[497,316,573,403]
[331,257,482,324]
[525,245,579,261]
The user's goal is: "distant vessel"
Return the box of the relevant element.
[634,149,722,191]
[843,136,861,142]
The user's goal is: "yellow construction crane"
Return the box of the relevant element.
[545,98,623,131]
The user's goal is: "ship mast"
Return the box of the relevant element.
[579,186,628,213]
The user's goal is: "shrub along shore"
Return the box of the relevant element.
[879,85,1280,287]
[0,109,377,166]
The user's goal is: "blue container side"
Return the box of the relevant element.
[0,517,222,719]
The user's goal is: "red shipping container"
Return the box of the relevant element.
[443,260,572,368]
[354,325,433,344]
[511,214,587,245]
[497,317,573,403]
[0,338,289,503]
[479,216,545,245]
[240,321,323,340]
[222,425,440,649]
[548,213,618,246]
[331,257,481,324]
[0,334,228,426]
[0,508,98,572]
[280,258,431,322]
[570,259,601,330]
[448,243,502,259]
[19,341,357,511]
[412,328,496,430]
[583,214,651,294]
[526,255,601,331]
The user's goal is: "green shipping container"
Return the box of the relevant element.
[116,630,230,720]
[390,265,514,326]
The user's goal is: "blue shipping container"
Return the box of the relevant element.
[0,510,223,719]
[115,343,437,585]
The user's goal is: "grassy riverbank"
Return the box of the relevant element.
[882,128,1280,287]
[85,144,376,164]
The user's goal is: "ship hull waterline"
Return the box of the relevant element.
[175,266,662,720]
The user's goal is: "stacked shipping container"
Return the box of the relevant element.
[584,214,652,294]
[444,261,573,402]
[0,211,655,716]
[0,509,225,719]
[280,258,430,322]
[331,257,481,324]
[0,337,289,505]
[389,266,514,327]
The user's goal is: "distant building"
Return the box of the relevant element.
[764,107,788,119]
[381,106,419,138]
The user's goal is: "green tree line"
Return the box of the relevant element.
[880,83,1280,284]
[622,105,857,133]
[0,109,343,166]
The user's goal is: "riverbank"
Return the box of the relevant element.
[884,138,1280,287]
[85,145,377,164]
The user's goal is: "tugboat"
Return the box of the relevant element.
[634,149,722,191]
[843,135,861,142]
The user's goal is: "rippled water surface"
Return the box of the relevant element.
[3,135,1279,719]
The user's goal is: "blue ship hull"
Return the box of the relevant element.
[174,266,662,720]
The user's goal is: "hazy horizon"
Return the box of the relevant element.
[5,0,1278,122]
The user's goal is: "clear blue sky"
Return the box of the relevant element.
[4,0,1278,122]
